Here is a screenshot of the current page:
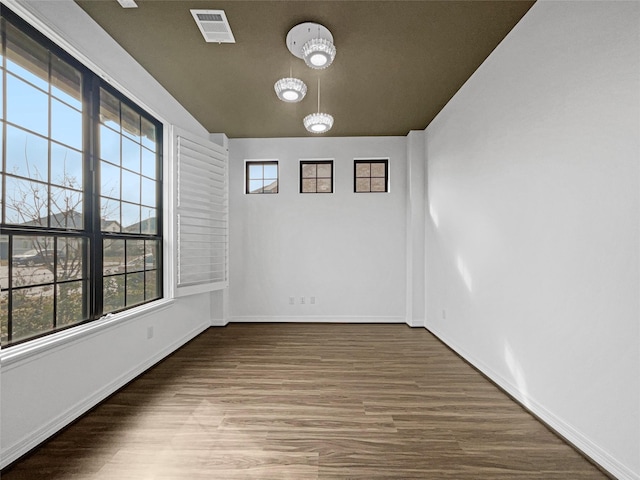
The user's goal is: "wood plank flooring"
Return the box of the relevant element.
[3,323,609,479]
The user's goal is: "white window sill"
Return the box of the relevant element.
[0,298,175,369]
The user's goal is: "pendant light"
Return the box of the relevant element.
[274,67,307,103]
[303,78,333,134]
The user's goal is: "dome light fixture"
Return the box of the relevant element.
[286,22,336,70]
[304,78,333,134]
[274,77,307,103]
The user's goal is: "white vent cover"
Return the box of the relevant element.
[190,9,235,44]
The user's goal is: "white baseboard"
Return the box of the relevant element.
[426,325,638,480]
[211,317,229,327]
[229,315,406,324]
[0,321,209,470]
[406,318,425,328]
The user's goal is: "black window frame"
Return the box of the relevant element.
[245,160,278,194]
[300,160,333,194]
[0,8,163,348]
[354,159,389,193]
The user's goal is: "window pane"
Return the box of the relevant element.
[100,125,121,165]
[6,74,49,136]
[302,164,316,178]
[12,236,54,286]
[371,163,386,177]
[100,88,120,130]
[317,163,332,178]
[371,178,387,192]
[101,198,121,232]
[140,117,156,151]
[1,235,8,290]
[6,125,48,181]
[100,161,120,199]
[51,99,82,150]
[141,147,156,178]
[57,280,86,327]
[50,187,83,229]
[249,179,263,194]
[121,103,140,142]
[141,207,157,234]
[6,23,49,91]
[0,74,4,120]
[126,239,145,272]
[126,272,144,306]
[1,291,8,345]
[145,269,159,300]
[57,237,86,281]
[11,285,54,342]
[302,178,316,193]
[355,178,370,193]
[51,143,83,188]
[122,136,140,173]
[51,54,82,110]
[141,177,156,207]
[263,164,277,179]
[248,164,262,179]
[317,178,332,193]
[264,179,278,193]
[355,163,370,178]
[103,275,125,313]
[121,170,140,204]
[5,176,48,225]
[104,239,125,275]
[145,240,158,271]
[122,202,140,233]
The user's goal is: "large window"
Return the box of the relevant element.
[0,9,163,347]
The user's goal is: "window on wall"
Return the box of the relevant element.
[0,8,163,347]
[354,159,389,193]
[246,161,278,194]
[300,160,333,193]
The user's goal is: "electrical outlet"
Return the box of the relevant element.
[147,325,154,339]
[310,296,316,305]
[442,309,447,320]
[289,297,295,305]
[300,297,306,305]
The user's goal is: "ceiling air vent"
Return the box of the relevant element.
[190,9,235,44]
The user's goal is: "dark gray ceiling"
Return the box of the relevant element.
[75,0,535,138]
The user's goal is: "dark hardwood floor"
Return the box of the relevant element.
[3,323,608,479]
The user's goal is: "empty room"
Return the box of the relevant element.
[0,0,638,479]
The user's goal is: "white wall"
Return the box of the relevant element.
[424,2,639,479]
[0,0,215,468]
[229,137,407,323]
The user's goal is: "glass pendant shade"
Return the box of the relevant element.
[274,77,307,103]
[304,112,334,133]
[302,38,336,69]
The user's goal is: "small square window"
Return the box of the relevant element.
[300,160,333,193]
[354,159,388,193]
[246,161,278,194]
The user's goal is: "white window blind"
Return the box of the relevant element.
[174,129,228,296]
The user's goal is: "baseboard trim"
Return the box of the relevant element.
[426,325,637,480]
[406,318,425,328]
[229,315,406,324]
[0,321,210,470]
